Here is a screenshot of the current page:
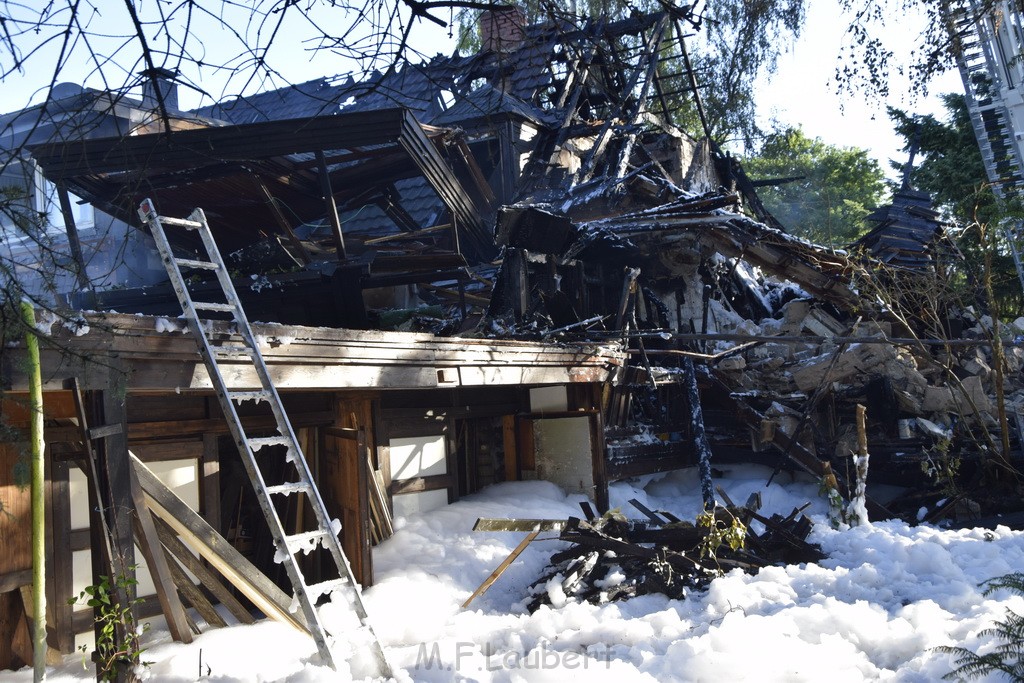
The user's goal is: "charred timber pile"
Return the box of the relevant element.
[524,500,822,611]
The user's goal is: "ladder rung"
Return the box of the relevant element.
[193,301,236,312]
[159,216,204,230]
[229,390,270,403]
[266,481,311,496]
[249,436,292,451]
[285,529,330,552]
[306,578,350,599]
[211,344,255,358]
[175,258,218,271]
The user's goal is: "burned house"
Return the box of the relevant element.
[1,4,1021,673]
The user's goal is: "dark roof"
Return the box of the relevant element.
[432,85,554,127]
[852,188,948,269]
[193,78,348,124]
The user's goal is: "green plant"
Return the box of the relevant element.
[696,507,747,572]
[937,572,1024,681]
[921,437,961,499]
[69,569,150,682]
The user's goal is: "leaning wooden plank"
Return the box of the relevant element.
[128,458,193,644]
[369,463,393,539]
[161,548,226,630]
[472,519,567,532]
[462,531,540,609]
[129,453,307,633]
[152,515,254,625]
[16,586,63,666]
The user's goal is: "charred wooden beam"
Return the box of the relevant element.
[253,176,312,264]
[315,150,346,258]
[55,181,91,291]
[29,110,410,179]
[400,115,494,261]
[683,358,715,510]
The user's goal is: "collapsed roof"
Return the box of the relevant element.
[23,7,1017,523]
[25,7,855,332]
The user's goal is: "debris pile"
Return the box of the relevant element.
[524,498,822,611]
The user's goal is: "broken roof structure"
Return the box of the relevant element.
[4,4,1024,674]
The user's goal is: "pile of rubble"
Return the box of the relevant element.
[525,498,822,611]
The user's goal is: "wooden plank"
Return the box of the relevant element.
[89,424,123,440]
[461,531,540,609]
[152,516,254,626]
[389,474,455,496]
[472,519,567,532]
[162,551,225,629]
[0,569,32,594]
[0,443,32,578]
[0,391,76,426]
[356,427,373,584]
[368,463,393,542]
[131,440,204,463]
[127,411,334,440]
[128,459,193,643]
[130,453,307,633]
[19,585,65,665]
[30,109,408,179]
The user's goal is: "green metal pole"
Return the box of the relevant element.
[21,302,47,681]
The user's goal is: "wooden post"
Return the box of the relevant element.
[45,457,73,654]
[589,411,609,514]
[87,364,136,683]
[846,404,871,527]
[315,150,346,259]
[89,375,135,588]
[55,181,91,291]
[615,267,641,334]
[683,357,715,510]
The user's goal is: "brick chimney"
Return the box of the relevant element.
[479,7,526,53]
[140,67,179,111]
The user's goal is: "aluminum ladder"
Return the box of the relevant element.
[950,0,1024,294]
[137,198,391,676]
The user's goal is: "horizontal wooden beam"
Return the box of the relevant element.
[30,110,408,180]
[3,313,624,393]
[128,411,334,439]
[472,519,566,532]
[390,474,454,495]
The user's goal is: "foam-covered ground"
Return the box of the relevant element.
[10,465,1024,682]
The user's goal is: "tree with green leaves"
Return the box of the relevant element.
[742,126,886,247]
